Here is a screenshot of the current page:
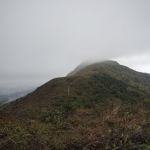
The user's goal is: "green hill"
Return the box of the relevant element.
[1,60,150,150]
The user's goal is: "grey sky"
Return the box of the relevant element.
[0,0,150,87]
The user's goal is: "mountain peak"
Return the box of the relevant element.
[67,60,119,76]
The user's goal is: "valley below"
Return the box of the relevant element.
[0,86,36,106]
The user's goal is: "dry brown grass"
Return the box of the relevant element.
[0,102,150,150]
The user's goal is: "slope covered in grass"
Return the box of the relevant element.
[0,60,150,150]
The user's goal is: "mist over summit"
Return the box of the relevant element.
[1,0,150,87]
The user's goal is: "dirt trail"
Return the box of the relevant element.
[68,82,73,95]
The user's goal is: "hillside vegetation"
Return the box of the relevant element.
[0,60,150,150]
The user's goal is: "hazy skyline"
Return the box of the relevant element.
[0,0,150,87]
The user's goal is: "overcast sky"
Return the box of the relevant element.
[0,0,150,87]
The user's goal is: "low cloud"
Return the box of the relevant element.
[0,0,150,86]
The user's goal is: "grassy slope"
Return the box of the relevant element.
[0,60,150,150]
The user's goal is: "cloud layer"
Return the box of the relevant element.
[0,0,150,86]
